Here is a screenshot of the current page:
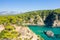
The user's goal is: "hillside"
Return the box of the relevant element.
[0,8,60,40]
[0,8,60,26]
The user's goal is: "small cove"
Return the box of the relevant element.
[28,25,60,40]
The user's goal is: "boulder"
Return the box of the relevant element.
[45,30,54,37]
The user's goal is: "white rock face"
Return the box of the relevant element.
[0,25,5,32]
[11,25,43,40]
[46,30,54,37]
[53,20,60,27]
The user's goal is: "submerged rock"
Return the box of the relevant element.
[44,30,54,37]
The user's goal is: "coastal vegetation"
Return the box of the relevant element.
[0,25,19,39]
[0,8,60,26]
[0,8,60,40]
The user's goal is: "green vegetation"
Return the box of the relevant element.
[0,25,19,40]
[0,9,60,26]
[0,8,60,40]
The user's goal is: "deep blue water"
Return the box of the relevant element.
[28,25,60,40]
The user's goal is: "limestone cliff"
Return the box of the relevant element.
[44,12,60,27]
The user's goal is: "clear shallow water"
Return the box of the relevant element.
[28,25,60,40]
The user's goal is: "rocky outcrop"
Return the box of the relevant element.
[44,12,55,26]
[11,24,43,40]
[44,11,60,27]
[44,30,54,37]
[37,15,45,25]
[0,25,5,32]
[0,24,44,40]
[53,13,60,27]
[53,20,60,27]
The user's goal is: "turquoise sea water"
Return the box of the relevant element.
[28,25,60,40]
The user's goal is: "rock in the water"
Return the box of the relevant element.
[45,30,54,37]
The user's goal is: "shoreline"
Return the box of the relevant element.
[27,27,44,40]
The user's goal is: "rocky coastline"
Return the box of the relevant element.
[53,20,60,27]
[0,24,44,40]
